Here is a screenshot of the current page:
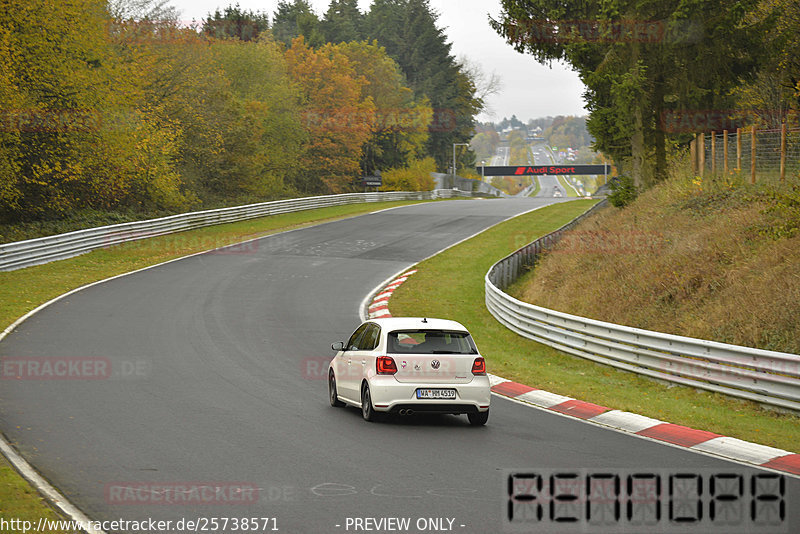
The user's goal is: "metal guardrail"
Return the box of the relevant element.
[0,189,466,272]
[485,200,800,412]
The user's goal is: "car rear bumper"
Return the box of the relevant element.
[387,403,482,415]
[368,375,491,413]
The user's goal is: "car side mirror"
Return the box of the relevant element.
[331,341,345,351]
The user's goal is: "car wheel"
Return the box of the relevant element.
[468,409,489,426]
[328,371,344,407]
[361,383,377,422]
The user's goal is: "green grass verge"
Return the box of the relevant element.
[388,200,799,453]
[556,175,581,197]
[527,177,541,197]
[0,455,74,533]
[0,198,442,526]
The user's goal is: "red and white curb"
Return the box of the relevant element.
[367,270,417,319]
[365,272,800,478]
[489,375,800,476]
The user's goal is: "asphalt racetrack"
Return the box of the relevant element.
[1,198,796,533]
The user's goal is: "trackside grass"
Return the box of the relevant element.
[516,173,800,355]
[387,200,799,453]
[0,198,442,529]
[527,177,541,197]
[556,175,581,197]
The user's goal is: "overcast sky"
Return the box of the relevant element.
[167,0,588,123]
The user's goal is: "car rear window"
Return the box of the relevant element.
[387,330,478,355]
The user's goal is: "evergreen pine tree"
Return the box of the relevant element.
[365,0,480,171]
[320,0,364,44]
[202,5,270,42]
[272,0,324,47]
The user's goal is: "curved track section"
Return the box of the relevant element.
[1,198,796,533]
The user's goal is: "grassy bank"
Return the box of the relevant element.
[557,175,581,197]
[513,171,800,355]
[388,199,799,452]
[0,198,438,527]
[527,177,541,197]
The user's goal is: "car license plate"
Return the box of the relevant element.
[416,388,456,399]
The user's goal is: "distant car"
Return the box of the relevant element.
[328,317,490,425]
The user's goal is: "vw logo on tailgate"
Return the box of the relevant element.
[430,360,440,370]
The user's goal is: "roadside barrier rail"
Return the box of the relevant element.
[0,189,465,272]
[485,200,800,412]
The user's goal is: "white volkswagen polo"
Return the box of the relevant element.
[328,317,491,425]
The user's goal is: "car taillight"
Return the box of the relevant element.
[471,357,486,375]
[377,356,397,375]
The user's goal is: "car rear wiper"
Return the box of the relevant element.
[431,350,461,354]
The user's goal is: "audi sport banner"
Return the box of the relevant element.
[477,164,611,176]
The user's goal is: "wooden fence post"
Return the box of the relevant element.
[723,129,729,175]
[780,122,787,182]
[690,136,697,174]
[736,127,742,171]
[711,130,716,175]
[699,133,705,177]
[751,126,756,184]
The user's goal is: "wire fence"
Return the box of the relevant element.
[692,126,800,181]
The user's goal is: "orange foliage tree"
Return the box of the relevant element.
[337,41,431,175]
[284,37,375,194]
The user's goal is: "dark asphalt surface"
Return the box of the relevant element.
[1,198,796,534]
[534,174,567,198]
[530,148,567,198]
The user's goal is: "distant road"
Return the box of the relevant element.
[530,144,568,198]
[490,145,510,166]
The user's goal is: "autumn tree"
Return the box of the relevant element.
[107,0,178,21]
[0,19,23,215]
[544,116,593,150]
[1,0,113,218]
[469,130,500,164]
[0,0,487,225]
[336,41,432,174]
[379,157,436,191]
[207,38,306,198]
[1,0,190,220]
[284,37,374,193]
